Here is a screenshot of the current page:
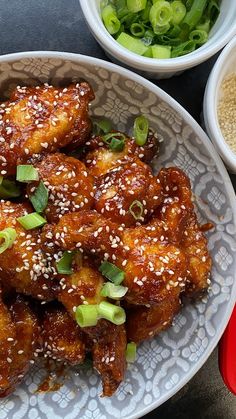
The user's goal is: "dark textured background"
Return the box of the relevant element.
[0,0,235,417]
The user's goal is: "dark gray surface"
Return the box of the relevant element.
[0,0,235,417]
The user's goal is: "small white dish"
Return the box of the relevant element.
[204,35,236,173]
[80,0,236,79]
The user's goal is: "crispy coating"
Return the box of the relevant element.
[0,294,39,398]
[126,297,181,343]
[0,201,58,300]
[58,255,104,316]
[84,131,158,177]
[157,167,194,243]
[0,83,94,176]
[27,153,94,223]
[94,159,163,226]
[52,210,188,305]
[85,320,127,397]
[182,213,212,296]
[42,306,85,365]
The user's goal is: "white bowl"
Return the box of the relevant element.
[0,51,236,419]
[203,35,236,173]
[79,0,236,79]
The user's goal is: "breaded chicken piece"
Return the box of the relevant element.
[27,153,94,223]
[0,201,58,300]
[58,255,104,316]
[0,83,94,176]
[85,320,126,396]
[52,210,187,305]
[182,213,212,296]
[126,297,181,343]
[94,159,163,226]
[84,131,158,177]
[42,306,85,365]
[0,293,39,398]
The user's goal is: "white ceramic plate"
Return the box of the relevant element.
[0,52,236,419]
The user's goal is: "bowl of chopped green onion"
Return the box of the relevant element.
[80,0,236,79]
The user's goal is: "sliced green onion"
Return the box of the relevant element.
[101,4,121,35]
[75,304,99,327]
[126,342,137,363]
[16,165,39,183]
[116,32,148,55]
[0,179,21,199]
[151,44,171,58]
[143,46,153,58]
[149,1,172,33]
[196,18,210,33]
[100,282,128,299]
[0,227,17,254]
[129,200,144,220]
[56,251,74,275]
[93,119,112,135]
[171,1,186,25]
[130,23,145,38]
[99,261,125,285]
[134,115,149,146]
[102,132,126,152]
[17,212,47,230]
[127,0,147,13]
[29,181,49,213]
[189,29,208,45]
[171,40,196,57]
[206,0,220,25]
[181,0,208,31]
[98,301,126,325]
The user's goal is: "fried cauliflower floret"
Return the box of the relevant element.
[94,159,163,226]
[84,320,126,397]
[42,306,85,365]
[84,131,159,177]
[0,201,58,300]
[182,213,212,296]
[0,83,94,176]
[52,210,187,305]
[126,297,181,343]
[157,167,194,243]
[58,255,104,316]
[27,153,94,223]
[0,293,39,398]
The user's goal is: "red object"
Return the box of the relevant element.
[219,305,236,395]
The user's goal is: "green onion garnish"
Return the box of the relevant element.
[127,0,147,13]
[102,132,126,152]
[99,261,125,285]
[149,1,172,33]
[0,179,21,199]
[129,200,144,220]
[130,22,145,38]
[75,301,126,327]
[171,1,186,25]
[56,251,74,275]
[100,282,128,299]
[29,181,49,213]
[126,342,137,363]
[151,44,171,59]
[116,32,148,55]
[16,165,39,183]
[75,305,99,327]
[189,29,208,45]
[0,227,17,254]
[17,212,47,230]
[101,4,121,35]
[133,115,149,146]
[93,119,112,135]
[98,301,126,325]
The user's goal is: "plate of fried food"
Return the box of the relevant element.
[0,52,235,419]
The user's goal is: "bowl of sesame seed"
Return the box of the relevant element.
[204,35,236,173]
